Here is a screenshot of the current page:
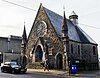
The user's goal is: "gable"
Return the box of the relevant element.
[28,4,59,39]
[27,4,64,53]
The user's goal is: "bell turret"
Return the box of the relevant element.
[69,11,78,26]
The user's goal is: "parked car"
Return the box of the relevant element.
[1,62,27,74]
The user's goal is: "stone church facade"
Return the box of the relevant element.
[24,4,99,70]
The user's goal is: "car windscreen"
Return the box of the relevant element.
[10,62,17,65]
[4,62,17,65]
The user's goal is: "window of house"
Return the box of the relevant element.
[78,45,80,55]
[71,44,73,54]
[93,46,96,55]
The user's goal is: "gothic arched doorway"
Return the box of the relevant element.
[35,45,43,62]
[22,55,27,67]
[56,53,63,69]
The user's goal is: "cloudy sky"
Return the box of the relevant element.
[0,0,100,57]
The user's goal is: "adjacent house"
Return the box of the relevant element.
[0,35,22,64]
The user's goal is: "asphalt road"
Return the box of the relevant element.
[0,72,63,78]
[0,67,99,78]
[0,70,95,78]
[0,67,63,78]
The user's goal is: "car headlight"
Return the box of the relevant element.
[15,68,19,70]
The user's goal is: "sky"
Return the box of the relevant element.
[0,0,100,57]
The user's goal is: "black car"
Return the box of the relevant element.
[1,62,27,73]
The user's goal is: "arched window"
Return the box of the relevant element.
[71,44,73,54]
[93,46,96,55]
[78,45,80,55]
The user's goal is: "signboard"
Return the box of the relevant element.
[75,60,79,63]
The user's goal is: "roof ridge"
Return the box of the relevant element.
[43,7,62,18]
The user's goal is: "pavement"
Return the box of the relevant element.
[27,69,100,78]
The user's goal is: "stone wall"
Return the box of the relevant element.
[0,36,21,53]
[69,41,81,60]
[3,53,20,63]
[68,41,99,70]
[0,37,8,52]
[81,44,98,63]
[9,38,21,53]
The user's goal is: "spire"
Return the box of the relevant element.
[40,3,42,7]
[70,11,77,16]
[62,9,69,71]
[22,22,27,46]
[62,10,68,37]
[21,22,27,67]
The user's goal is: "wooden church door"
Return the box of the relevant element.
[35,45,43,62]
[56,53,63,69]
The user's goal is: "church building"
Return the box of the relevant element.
[22,4,99,71]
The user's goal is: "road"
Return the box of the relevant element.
[0,72,63,78]
[0,67,100,78]
[0,71,96,78]
[0,67,63,78]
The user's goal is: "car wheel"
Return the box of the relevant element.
[11,69,15,74]
[22,71,26,74]
[1,68,4,72]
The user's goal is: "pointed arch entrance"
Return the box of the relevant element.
[56,53,63,69]
[35,45,43,62]
[22,55,27,67]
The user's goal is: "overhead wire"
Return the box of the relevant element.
[1,0,100,30]
[79,23,100,29]
[1,0,37,11]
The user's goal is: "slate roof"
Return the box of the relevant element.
[44,7,96,44]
